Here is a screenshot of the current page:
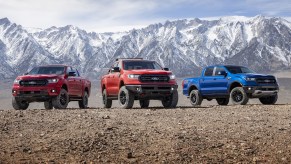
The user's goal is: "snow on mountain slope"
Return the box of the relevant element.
[0,16,290,79]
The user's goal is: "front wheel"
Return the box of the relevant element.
[118,86,134,109]
[139,100,150,108]
[12,97,29,110]
[259,94,278,105]
[230,87,249,105]
[189,90,202,107]
[79,92,89,109]
[216,98,229,105]
[52,89,69,109]
[44,101,53,109]
[161,90,178,108]
[103,89,112,108]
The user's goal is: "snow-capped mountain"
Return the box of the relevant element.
[0,15,290,79]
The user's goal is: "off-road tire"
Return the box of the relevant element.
[79,92,89,109]
[44,101,53,109]
[12,97,29,110]
[216,98,229,105]
[118,86,134,109]
[189,89,203,107]
[259,94,278,105]
[103,89,112,108]
[52,89,69,109]
[230,87,249,105]
[161,90,178,108]
[139,100,150,108]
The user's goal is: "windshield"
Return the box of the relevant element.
[225,66,255,74]
[123,61,162,70]
[28,66,65,75]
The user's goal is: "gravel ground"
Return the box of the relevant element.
[1,105,291,163]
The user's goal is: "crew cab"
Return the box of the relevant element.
[12,65,91,110]
[182,65,279,106]
[101,58,178,109]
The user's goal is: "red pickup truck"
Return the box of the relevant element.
[12,65,91,110]
[101,58,178,109]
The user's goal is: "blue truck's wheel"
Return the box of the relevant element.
[103,89,112,108]
[216,98,229,105]
[189,90,202,106]
[139,100,150,108]
[118,86,134,109]
[259,94,278,105]
[230,87,249,105]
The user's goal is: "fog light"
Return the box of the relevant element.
[136,87,140,91]
[171,87,174,91]
[248,87,252,90]
[51,89,56,93]
[12,90,17,93]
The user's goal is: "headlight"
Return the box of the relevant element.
[169,74,175,80]
[128,74,140,79]
[245,77,256,81]
[14,79,20,84]
[47,78,59,83]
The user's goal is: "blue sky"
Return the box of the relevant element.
[0,0,291,32]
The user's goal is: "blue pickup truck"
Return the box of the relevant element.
[182,65,279,106]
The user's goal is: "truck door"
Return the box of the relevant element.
[110,62,121,96]
[200,67,215,95]
[72,68,83,97]
[212,67,229,95]
[66,67,78,96]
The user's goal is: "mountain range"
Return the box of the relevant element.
[0,15,290,79]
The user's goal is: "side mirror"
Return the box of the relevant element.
[163,68,169,71]
[218,71,227,77]
[68,71,76,77]
[111,67,120,72]
[24,72,28,75]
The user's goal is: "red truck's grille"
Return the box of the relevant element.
[256,78,276,84]
[139,75,169,83]
[19,80,48,87]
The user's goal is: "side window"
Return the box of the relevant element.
[214,67,226,76]
[204,67,214,76]
[66,67,72,74]
[72,68,80,77]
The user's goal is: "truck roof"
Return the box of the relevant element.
[37,64,69,67]
[115,58,143,61]
[206,65,245,68]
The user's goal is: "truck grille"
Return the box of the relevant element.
[256,78,276,84]
[19,80,48,86]
[139,75,169,83]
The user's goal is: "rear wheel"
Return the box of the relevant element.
[103,89,112,108]
[12,97,29,110]
[259,94,278,105]
[161,90,178,108]
[139,100,150,108]
[230,87,249,105]
[44,101,53,109]
[216,98,229,105]
[118,86,134,109]
[189,90,202,106]
[79,92,89,109]
[52,89,69,109]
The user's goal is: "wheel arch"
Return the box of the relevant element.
[229,81,243,93]
[188,85,199,96]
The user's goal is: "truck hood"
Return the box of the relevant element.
[16,74,62,80]
[124,69,171,75]
[238,73,275,79]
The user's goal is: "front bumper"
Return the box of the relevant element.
[243,86,279,98]
[12,86,61,102]
[126,84,178,99]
